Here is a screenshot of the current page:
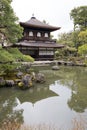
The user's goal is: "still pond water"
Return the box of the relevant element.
[0,66,87,129]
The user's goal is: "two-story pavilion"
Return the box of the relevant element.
[14,16,64,60]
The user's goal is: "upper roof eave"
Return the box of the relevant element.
[20,17,61,31]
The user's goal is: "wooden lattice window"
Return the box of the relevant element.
[29,31,33,36]
[44,33,48,37]
[37,32,41,37]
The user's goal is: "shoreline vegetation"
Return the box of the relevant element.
[0,115,87,130]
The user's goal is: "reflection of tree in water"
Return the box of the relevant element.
[68,89,87,112]
[0,97,23,127]
[68,70,87,112]
[59,67,87,113]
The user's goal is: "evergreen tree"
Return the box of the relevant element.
[0,0,23,44]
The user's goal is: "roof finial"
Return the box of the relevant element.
[31,13,35,19]
[32,13,34,17]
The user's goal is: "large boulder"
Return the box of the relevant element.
[18,74,33,89]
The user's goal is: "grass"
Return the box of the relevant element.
[0,116,87,130]
[71,115,87,130]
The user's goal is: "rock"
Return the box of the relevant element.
[16,71,23,78]
[31,72,36,80]
[5,80,15,87]
[21,74,33,89]
[52,65,60,70]
[18,82,24,88]
[14,79,21,85]
[0,77,5,87]
[35,73,45,83]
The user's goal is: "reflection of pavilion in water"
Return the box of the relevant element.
[14,81,74,129]
[16,85,58,104]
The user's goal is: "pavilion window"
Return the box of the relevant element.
[29,31,33,36]
[37,32,41,37]
[47,51,54,55]
[44,33,48,37]
[39,50,54,55]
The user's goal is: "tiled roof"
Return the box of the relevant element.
[20,17,60,31]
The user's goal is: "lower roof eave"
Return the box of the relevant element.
[14,42,64,48]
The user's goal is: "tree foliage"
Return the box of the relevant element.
[78,30,87,46]
[7,48,34,62]
[78,44,87,57]
[0,48,34,75]
[70,6,87,31]
[0,0,23,43]
[57,32,74,47]
[56,6,87,61]
[0,48,14,63]
[57,6,87,49]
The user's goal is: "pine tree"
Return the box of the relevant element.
[0,0,23,44]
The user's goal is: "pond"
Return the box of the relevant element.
[0,66,87,129]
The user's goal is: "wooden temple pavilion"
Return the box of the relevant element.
[14,16,64,60]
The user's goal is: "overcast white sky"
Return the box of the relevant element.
[11,0,87,38]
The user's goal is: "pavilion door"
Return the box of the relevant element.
[34,49,39,59]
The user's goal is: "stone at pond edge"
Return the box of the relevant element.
[5,80,15,87]
[0,72,45,89]
[20,74,33,89]
[16,71,23,78]
[35,73,45,83]
[0,77,5,87]
[52,65,60,70]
